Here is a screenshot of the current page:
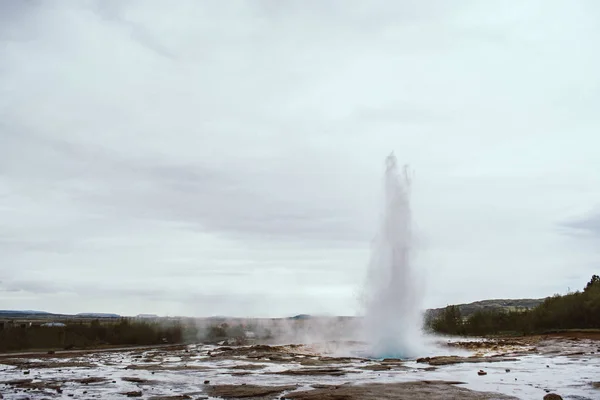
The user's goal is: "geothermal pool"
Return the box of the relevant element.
[1,335,598,399]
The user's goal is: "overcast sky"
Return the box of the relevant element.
[1,0,599,317]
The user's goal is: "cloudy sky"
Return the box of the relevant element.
[1,0,599,317]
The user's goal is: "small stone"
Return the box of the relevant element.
[505,369,510,372]
[204,380,210,384]
[543,394,563,400]
[122,391,143,397]
[23,371,30,375]
[477,370,487,376]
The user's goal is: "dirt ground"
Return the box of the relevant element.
[281,381,518,400]
[1,336,598,399]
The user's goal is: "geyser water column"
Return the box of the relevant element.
[362,153,424,359]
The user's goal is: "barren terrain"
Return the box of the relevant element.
[1,335,599,399]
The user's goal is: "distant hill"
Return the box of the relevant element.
[135,314,159,319]
[2,299,546,321]
[289,314,311,320]
[0,310,51,314]
[0,310,54,317]
[0,310,120,319]
[76,313,120,318]
[426,298,545,319]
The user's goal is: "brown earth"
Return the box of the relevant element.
[542,331,600,340]
[75,376,108,384]
[0,358,96,369]
[416,355,519,366]
[205,384,298,399]
[273,367,352,376]
[280,381,519,400]
[124,364,211,371]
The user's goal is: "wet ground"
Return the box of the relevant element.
[0,335,599,399]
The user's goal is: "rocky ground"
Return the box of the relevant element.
[0,335,599,399]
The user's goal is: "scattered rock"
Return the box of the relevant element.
[543,394,563,400]
[417,355,518,366]
[122,391,143,397]
[229,364,267,370]
[203,380,210,385]
[311,383,351,390]
[76,377,107,384]
[122,377,152,384]
[205,384,297,399]
[478,370,487,376]
[23,371,30,375]
[0,359,95,369]
[274,367,350,376]
[126,364,210,372]
[4,379,33,386]
[505,369,511,372]
[282,381,517,399]
[565,351,586,356]
[357,364,393,371]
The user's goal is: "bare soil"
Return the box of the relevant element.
[416,355,519,366]
[205,384,298,399]
[282,381,518,400]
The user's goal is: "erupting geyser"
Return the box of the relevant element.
[362,153,424,359]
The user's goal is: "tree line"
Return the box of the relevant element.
[0,319,187,352]
[427,275,600,336]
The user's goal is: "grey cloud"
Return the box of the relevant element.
[1,128,366,247]
[561,212,600,236]
[0,279,64,295]
[1,0,600,316]
[92,0,177,59]
[0,278,325,316]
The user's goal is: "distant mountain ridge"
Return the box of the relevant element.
[2,298,546,320]
[0,310,51,315]
[0,310,121,318]
[76,313,121,318]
